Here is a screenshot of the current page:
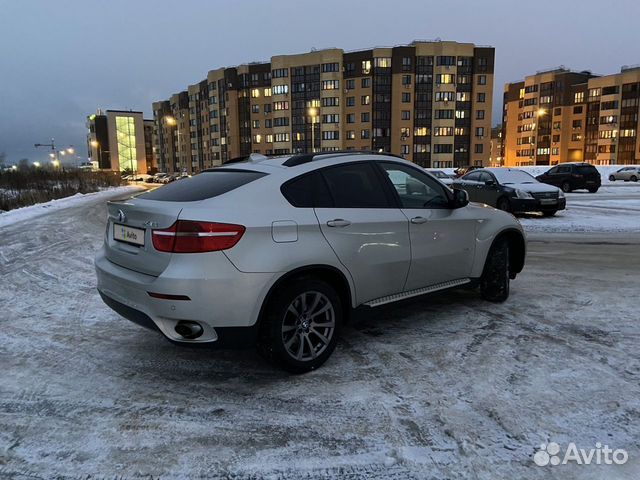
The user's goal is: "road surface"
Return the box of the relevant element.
[1,190,639,479]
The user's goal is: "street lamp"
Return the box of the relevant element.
[164,115,182,173]
[307,107,318,153]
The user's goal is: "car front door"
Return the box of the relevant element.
[455,171,485,202]
[377,162,476,290]
[476,171,500,207]
[314,162,411,305]
[540,166,559,186]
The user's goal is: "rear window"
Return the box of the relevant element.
[138,169,267,202]
[575,165,598,175]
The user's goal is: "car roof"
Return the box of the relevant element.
[204,151,413,175]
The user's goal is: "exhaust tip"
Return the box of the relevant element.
[174,320,204,340]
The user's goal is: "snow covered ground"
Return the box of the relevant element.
[1,188,639,479]
[519,185,640,233]
[0,186,142,229]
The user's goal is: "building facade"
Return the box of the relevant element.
[502,66,640,166]
[86,110,156,173]
[152,41,495,174]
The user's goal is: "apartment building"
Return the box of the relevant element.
[502,66,640,166]
[152,41,495,174]
[86,109,156,173]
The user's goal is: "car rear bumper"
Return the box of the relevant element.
[95,246,277,344]
[510,197,566,213]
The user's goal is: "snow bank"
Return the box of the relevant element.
[0,186,141,229]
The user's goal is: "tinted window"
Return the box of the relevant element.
[139,169,267,202]
[558,166,571,173]
[321,163,391,208]
[547,167,558,174]
[281,171,333,208]
[477,172,493,183]
[463,171,482,182]
[576,165,598,175]
[379,162,450,209]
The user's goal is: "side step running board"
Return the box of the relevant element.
[364,278,471,307]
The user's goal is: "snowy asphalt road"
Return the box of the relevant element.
[1,190,639,479]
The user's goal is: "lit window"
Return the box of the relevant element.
[362,60,371,75]
[251,89,260,98]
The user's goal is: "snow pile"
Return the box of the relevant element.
[0,186,141,229]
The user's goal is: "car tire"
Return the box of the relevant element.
[631,176,638,182]
[561,181,572,193]
[258,278,342,373]
[588,187,599,193]
[480,239,510,303]
[497,197,511,212]
[609,175,616,182]
[542,210,557,217]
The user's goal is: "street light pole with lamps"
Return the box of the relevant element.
[164,115,182,174]
[307,107,318,153]
[530,108,547,166]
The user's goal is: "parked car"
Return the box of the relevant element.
[426,169,454,186]
[152,173,169,183]
[453,168,566,216]
[96,152,526,372]
[609,166,640,182]
[159,174,177,184]
[536,163,601,193]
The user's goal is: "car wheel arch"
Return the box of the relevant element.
[488,228,526,279]
[257,264,355,326]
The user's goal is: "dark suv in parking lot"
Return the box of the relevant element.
[536,163,601,193]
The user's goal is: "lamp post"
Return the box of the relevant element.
[307,107,318,153]
[90,140,102,168]
[531,108,547,166]
[165,115,181,173]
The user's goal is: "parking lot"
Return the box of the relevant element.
[1,188,639,479]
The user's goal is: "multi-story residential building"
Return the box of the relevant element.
[503,66,640,166]
[153,41,495,174]
[86,109,156,173]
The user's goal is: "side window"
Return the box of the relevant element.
[477,172,492,183]
[378,162,450,209]
[321,163,391,208]
[463,171,482,182]
[281,171,333,208]
[547,166,558,175]
[558,166,570,174]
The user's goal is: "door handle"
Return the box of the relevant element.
[326,219,351,228]
[410,216,428,224]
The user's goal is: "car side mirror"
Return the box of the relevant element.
[451,188,469,208]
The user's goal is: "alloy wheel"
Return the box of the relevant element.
[282,291,335,362]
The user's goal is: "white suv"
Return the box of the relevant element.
[95,152,526,372]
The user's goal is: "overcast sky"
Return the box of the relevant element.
[1,0,639,164]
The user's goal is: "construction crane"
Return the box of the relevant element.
[34,138,57,155]
[35,139,75,166]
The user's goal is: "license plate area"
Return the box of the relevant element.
[540,199,557,205]
[113,223,145,246]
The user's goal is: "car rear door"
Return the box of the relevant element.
[377,162,476,290]
[314,162,411,305]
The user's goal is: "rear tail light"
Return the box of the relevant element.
[152,220,245,253]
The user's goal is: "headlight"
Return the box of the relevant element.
[514,189,533,199]
[558,189,565,198]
